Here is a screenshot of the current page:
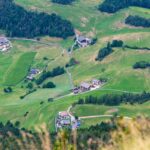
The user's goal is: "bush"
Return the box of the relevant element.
[133,61,150,69]
[91,38,97,45]
[43,57,48,60]
[48,98,54,102]
[125,15,150,28]
[111,40,123,47]
[42,82,56,88]
[52,0,75,5]
[4,87,13,93]
[96,42,113,61]
[26,83,33,89]
[40,101,44,105]
[99,77,108,83]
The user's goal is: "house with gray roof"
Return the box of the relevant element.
[80,82,91,92]
[0,37,11,52]
[76,34,92,48]
[92,79,101,86]
[27,68,40,80]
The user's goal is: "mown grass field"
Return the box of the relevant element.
[72,103,150,117]
[0,0,149,130]
[71,102,150,128]
[4,52,36,86]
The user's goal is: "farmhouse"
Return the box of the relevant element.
[92,79,101,86]
[73,78,103,94]
[56,111,71,130]
[0,37,11,52]
[73,87,80,94]
[27,68,40,80]
[80,82,91,92]
[76,34,92,47]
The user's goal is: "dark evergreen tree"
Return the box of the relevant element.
[42,82,56,88]
[125,15,150,28]
[52,0,75,5]
[133,61,150,69]
[76,92,150,106]
[111,40,124,47]
[0,0,74,38]
[36,66,65,85]
[99,0,150,13]
[96,42,113,61]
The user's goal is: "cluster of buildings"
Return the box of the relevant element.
[55,111,80,132]
[73,79,103,94]
[75,34,92,48]
[0,37,12,52]
[27,68,41,80]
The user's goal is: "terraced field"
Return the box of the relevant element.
[0,0,149,130]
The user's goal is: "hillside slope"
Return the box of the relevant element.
[0,0,149,131]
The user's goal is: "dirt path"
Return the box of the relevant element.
[67,105,131,122]
[79,115,132,120]
[8,37,59,47]
[65,41,77,89]
[79,115,113,119]
[65,67,74,89]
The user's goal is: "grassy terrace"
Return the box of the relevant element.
[4,52,36,86]
[71,102,150,128]
[72,103,150,117]
[0,0,149,130]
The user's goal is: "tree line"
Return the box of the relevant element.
[99,0,150,13]
[95,42,113,61]
[36,66,65,85]
[75,92,150,106]
[133,61,150,69]
[52,0,75,5]
[95,40,123,61]
[124,45,150,50]
[0,118,117,150]
[125,15,150,28]
[0,0,74,38]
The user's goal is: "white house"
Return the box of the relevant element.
[27,68,41,80]
[0,37,11,52]
[76,34,92,48]
[92,79,101,86]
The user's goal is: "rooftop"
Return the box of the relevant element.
[80,82,91,88]
[0,37,9,44]
[59,111,69,117]
[92,79,100,82]
[77,36,87,42]
[30,68,40,74]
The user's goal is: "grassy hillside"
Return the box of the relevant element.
[0,0,149,130]
[72,102,150,117]
[4,52,36,85]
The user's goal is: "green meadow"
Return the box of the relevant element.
[72,103,150,117]
[71,102,150,128]
[0,0,149,130]
[4,52,36,86]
